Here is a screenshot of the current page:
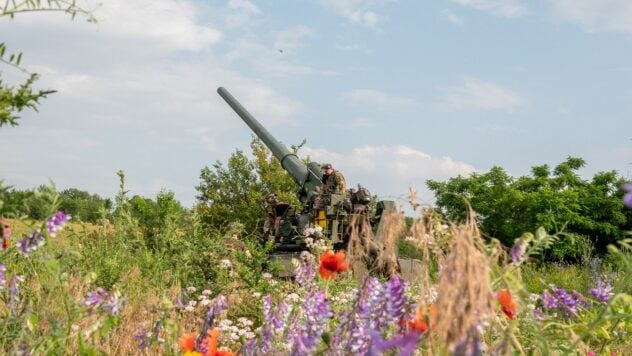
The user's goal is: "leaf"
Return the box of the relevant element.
[26,313,39,333]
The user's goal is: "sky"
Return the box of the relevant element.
[1,0,631,208]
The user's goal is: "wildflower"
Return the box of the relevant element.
[46,211,71,237]
[8,275,25,314]
[0,264,5,290]
[542,290,558,309]
[84,288,125,316]
[179,332,197,353]
[84,288,109,312]
[202,289,212,296]
[252,292,261,298]
[220,259,232,269]
[16,231,45,256]
[369,329,422,356]
[262,272,273,280]
[319,249,349,280]
[496,289,517,320]
[102,292,125,316]
[180,329,234,356]
[187,286,197,293]
[589,278,614,304]
[623,183,632,208]
[1,219,11,250]
[408,304,437,332]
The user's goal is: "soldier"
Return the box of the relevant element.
[263,193,294,243]
[321,163,347,195]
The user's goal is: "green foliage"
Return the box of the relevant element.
[427,157,630,260]
[58,188,110,223]
[0,74,55,127]
[1,1,96,128]
[195,137,299,234]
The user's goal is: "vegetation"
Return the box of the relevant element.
[427,157,632,261]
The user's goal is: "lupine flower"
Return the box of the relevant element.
[295,251,316,288]
[369,329,422,356]
[542,290,558,309]
[46,211,71,237]
[319,249,348,280]
[496,289,517,320]
[541,285,586,317]
[589,278,614,304]
[17,231,45,256]
[623,183,632,208]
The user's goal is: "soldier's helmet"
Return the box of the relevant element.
[321,163,333,170]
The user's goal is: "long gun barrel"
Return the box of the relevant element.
[217,87,323,203]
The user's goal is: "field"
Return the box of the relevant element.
[1,189,631,356]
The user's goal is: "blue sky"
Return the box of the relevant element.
[1,0,631,208]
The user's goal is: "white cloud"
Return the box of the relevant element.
[442,9,465,26]
[342,89,417,108]
[226,0,262,29]
[273,26,316,53]
[318,0,393,28]
[302,145,476,205]
[3,0,222,51]
[441,77,525,112]
[553,0,632,34]
[452,0,532,18]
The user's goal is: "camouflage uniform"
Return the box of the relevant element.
[322,170,347,195]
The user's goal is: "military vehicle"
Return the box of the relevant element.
[217,87,397,275]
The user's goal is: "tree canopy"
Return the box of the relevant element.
[427,157,631,259]
[195,137,300,234]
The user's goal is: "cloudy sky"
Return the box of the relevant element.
[1,0,631,208]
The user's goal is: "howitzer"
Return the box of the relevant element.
[217,87,396,275]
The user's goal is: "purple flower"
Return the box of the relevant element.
[8,275,24,315]
[196,295,228,349]
[542,285,586,317]
[288,290,331,355]
[102,293,125,316]
[295,251,316,289]
[0,264,6,290]
[589,278,613,304]
[369,329,422,356]
[17,231,45,256]
[623,183,632,208]
[46,211,71,237]
[134,327,150,350]
[542,290,558,309]
[84,288,109,312]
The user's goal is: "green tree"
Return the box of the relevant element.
[59,188,109,222]
[195,137,299,234]
[427,157,630,259]
[1,1,95,127]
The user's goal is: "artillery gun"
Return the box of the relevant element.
[217,87,396,275]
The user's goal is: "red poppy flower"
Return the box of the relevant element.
[319,249,349,280]
[497,289,517,320]
[408,304,436,333]
[1,221,10,250]
[178,332,196,352]
[179,329,234,356]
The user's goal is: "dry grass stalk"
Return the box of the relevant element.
[374,208,405,276]
[432,216,494,349]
